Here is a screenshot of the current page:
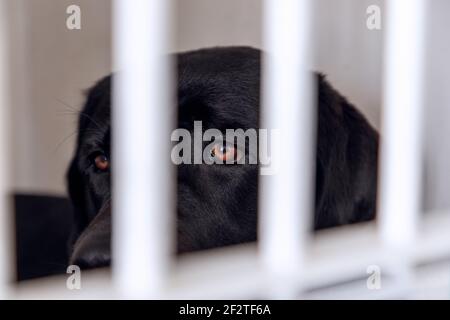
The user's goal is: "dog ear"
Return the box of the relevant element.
[313,74,378,230]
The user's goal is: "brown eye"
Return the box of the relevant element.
[94,154,109,171]
[211,144,237,163]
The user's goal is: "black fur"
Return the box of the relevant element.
[67,47,378,269]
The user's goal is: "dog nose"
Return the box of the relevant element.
[70,203,111,270]
[71,246,110,270]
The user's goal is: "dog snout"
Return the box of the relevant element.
[70,202,111,269]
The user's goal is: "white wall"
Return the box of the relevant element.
[9,0,112,194]
[175,0,262,51]
[312,0,384,129]
[9,0,385,195]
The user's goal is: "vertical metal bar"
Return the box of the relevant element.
[0,0,12,299]
[379,0,427,251]
[112,0,174,298]
[260,0,315,297]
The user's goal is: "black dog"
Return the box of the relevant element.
[67,47,378,269]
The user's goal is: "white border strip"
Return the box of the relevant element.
[112,0,174,298]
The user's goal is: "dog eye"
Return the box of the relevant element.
[93,153,109,171]
[210,143,239,163]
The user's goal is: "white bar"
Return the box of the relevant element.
[260,0,315,294]
[112,0,174,298]
[379,0,427,250]
[0,0,12,298]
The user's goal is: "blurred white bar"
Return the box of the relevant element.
[0,0,12,298]
[112,0,174,298]
[379,0,427,250]
[260,0,315,294]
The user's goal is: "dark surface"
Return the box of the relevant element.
[14,194,73,281]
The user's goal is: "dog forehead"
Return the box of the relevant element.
[177,47,261,92]
[79,47,261,132]
[176,47,261,128]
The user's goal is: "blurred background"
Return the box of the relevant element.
[1,0,450,299]
[5,0,450,212]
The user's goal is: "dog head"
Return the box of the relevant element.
[67,47,378,269]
